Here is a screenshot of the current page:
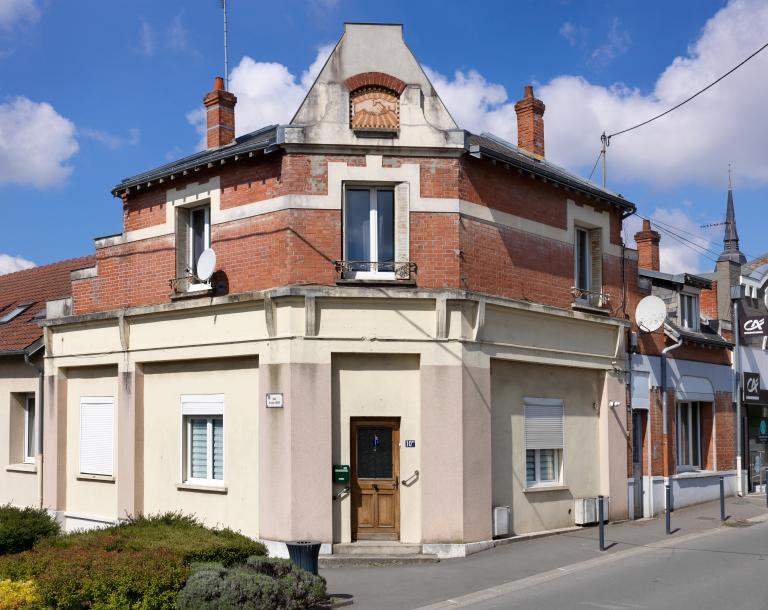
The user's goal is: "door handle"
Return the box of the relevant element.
[394,476,399,488]
[372,483,378,491]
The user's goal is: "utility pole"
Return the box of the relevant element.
[732,286,745,496]
[600,132,608,189]
[220,0,229,90]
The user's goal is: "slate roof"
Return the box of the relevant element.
[110,123,637,215]
[0,256,94,354]
[667,319,732,349]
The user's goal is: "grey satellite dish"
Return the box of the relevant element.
[196,248,216,282]
[635,295,666,333]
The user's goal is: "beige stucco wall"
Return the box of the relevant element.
[490,360,603,534]
[64,366,118,521]
[0,358,38,507]
[332,353,421,543]
[141,357,260,537]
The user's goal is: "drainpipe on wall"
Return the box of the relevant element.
[23,343,44,509]
[733,294,744,496]
[661,325,683,510]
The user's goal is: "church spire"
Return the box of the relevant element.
[718,167,746,265]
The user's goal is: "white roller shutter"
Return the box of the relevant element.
[80,397,114,476]
[181,394,224,416]
[524,398,564,450]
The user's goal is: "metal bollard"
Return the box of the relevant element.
[665,484,671,535]
[598,495,605,551]
[719,476,725,521]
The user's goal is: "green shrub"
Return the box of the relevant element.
[0,504,59,555]
[0,513,267,609]
[177,557,326,610]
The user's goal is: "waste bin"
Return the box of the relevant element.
[286,540,322,575]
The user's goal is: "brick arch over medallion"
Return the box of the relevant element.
[344,72,407,95]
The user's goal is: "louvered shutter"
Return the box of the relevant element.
[80,397,114,476]
[394,183,410,278]
[524,398,564,450]
[175,207,190,290]
[589,228,602,302]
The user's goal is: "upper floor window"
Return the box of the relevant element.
[344,187,395,278]
[24,395,35,464]
[680,293,699,331]
[574,227,603,305]
[175,204,211,291]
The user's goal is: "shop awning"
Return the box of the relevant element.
[677,376,715,402]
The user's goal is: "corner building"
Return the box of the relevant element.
[42,24,639,555]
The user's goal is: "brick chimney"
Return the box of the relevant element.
[514,85,545,157]
[634,219,661,271]
[203,76,237,149]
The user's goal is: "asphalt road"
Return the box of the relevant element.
[455,520,768,610]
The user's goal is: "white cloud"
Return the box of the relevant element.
[80,127,140,150]
[0,0,39,31]
[0,253,35,275]
[625,208,715,274]
[138,19,154,57]
[0,96,78,187]
[559,21,587,48]
[588,18,631,67]
[187,44,334,148]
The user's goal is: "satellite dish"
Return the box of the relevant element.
[196,248,216,282]
[635,295,666,333]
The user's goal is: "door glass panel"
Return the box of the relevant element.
[345,190,370,271]
[632,412,642,463]
[190,208,207,275]
[357,426,393,479]
[691,403,700,467]
[377,190,395,271]
[576,229,590,291]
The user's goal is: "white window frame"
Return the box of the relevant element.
[23,394,35,464]
[181,394,225,486]
[524,397,565,488]
[343,186,395,279]
[680,292,700,331]
[79,396,115,477]
[187,204,211,291]
[574,227,591,296]
[526,448,563,487]
[676,401,702,470]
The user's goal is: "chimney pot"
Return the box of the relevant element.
[203,77,237,149]
[514,85,546,158]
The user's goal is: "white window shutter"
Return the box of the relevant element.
[394,183,410,275]
[182,394,224,416]
[524,398,564,450]
[80,397,114,476]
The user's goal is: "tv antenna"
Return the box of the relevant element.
[218,0,229,89]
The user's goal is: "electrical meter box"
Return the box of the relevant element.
[333,465,350,484]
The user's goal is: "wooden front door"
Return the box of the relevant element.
[351,418,400,540]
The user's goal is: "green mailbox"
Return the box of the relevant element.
[333,465,350,484]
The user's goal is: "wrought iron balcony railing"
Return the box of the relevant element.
[334,260,417,281]
[571,287,611,309]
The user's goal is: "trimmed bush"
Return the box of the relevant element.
[0,505,59,555]
[0,578,40,610]
[177,557,327,610]
[0,513,267,610]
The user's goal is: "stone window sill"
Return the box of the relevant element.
[76,474,115,483]
[523,485,569,494]
[170,288,213,301]
[6,463,37,474]
[571,302,610,316]
[176,482,228,494]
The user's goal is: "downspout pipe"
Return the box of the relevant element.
[23,342,44,509]
[733,297,744,496]
[661,325,683,506]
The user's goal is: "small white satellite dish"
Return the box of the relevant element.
[196,248,216,282]
[635,295,666,333]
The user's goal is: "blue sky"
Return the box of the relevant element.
[0,0,765,275]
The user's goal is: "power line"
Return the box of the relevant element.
[607,40,768,141]
[633,213,721,262]
[588,151,602,182]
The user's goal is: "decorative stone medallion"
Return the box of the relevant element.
[350,87,399,131]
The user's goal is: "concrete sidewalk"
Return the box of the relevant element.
[321,494,768,610]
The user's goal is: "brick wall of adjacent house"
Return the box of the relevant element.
[74,153,634,315]
[715,390,736,470]
[700,282,719,320]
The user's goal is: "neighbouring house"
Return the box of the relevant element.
[37,23,641,556]
[0,257,93,509]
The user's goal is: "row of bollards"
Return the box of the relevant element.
[599,475,734,551]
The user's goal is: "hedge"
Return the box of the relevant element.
[0,512,267,610]
[0,505,59,555]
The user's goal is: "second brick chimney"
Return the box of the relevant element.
[634,219,661,271]
[203,76,237,149]
[514,85,546,157]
